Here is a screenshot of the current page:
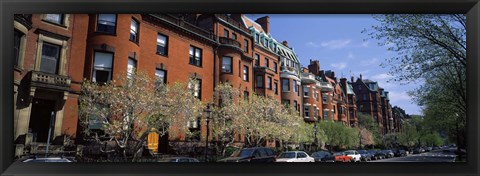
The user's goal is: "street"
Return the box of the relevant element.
[369,151,457,162]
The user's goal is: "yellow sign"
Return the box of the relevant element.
[147,131,159,153]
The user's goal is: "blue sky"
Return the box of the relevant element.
[246,14,422,115]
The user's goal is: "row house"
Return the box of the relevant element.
[379,88,393,134]
[392,106,408,133]
[351,76,385,135]
[277,40,302,113]
[13,14,89,153]
[341,77,359,127]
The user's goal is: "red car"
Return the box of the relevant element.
[333,152,352,162]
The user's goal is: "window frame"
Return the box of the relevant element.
[244,39,249,52]
[221,56,233,73]
[267,76,272,90]
[43,14,65,26]
[243,65,249,81]
[156,33,169,56]
[189,46,203,67]
[39,42,61,74]
[155,68,167,87]
[255,54,260,66]
[129,18,140,44]
[264,57,269,68]
[304,105,310,118]
[303,86,309,97]
[92,51,114,83]
[274,82,278,94]
[282,78,290,92]
[96,14,117,35]
[256,75,264,88]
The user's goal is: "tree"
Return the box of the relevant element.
[319,121,359,150]
[79,72,203,161]
[358,127,374,148]
[365,14,466,155]
[358,112,381,146]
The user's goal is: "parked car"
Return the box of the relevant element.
[357,150,373,161]
[158,157,200,162]
[22,157,73,162]
[424,147,433,152]
[333,152,352,162]
[368,150,385,160]
[432,146,441,151]
[344,150,362,162]
[382,150,395,158]
[311,151,335,162]
[217,147,276,162]
[393,149,407,157]
[413,147,424,154]
[275,151,314,162]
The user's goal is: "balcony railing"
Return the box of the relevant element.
[219,37,241,48]
[320,82,334,91]
[301,72,316,83]
[30,71,71,91]
[149,14,216,41]
[14,14,33,29]
[215,14,250,33]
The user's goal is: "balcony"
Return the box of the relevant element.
[300,72,316,83]
[219,37,241,49]
[14,14,33,29]
[30,71,71,91]
[146,14,216,42]
[215,14,250,33]
[320,82,334,91]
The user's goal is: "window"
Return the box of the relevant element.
[304,106,310,117]
[14,30,23,67]
[264,58,269,67]
[255,34,259,43]
[363,94,367,101]
[243,66,249,81]
[294,101,298,111]
[303,86,309,97]
[157,34,168,55]
[155,69,166,87]
[92,52,113,83]
[244,39,249,52]
[232,33,237,40]
[244,91,249,101]
[188,79,202,99]
[256,76,264,88]
[255,54,260,66]
[267,77,272,90]
[314,108,318,118]
[359,86,362,90]
[322,94,328,104]
[130,18,139,43]
[315,92,319,101]
[282,100,290,106]
[127,58,136,79]
[224,29,229,38]
[44,14,64,25]
[189,46,202,67]
[97,14,116,34]
[40,42,61,74]
[274,82,278,94]
[273,62,277,73]
[264,38,268,47]
[222,57,232,73]
[324,111,329,120]
[294,81,299,94]
[273,43,277,52]
[282,78,290,92]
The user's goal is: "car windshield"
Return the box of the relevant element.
[344,151,355,155]
[312,152,326,157]
[358,150,367,154]
[278,152,296,158]
[333,152,344,156]
[238,149,255,157]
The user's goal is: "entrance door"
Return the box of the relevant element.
[29,98,56,142]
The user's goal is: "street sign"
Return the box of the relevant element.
[147,130,159,153]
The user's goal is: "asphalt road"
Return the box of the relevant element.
[369,151,457,162]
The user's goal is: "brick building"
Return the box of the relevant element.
[13,14,89,154]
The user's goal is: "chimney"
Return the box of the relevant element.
[340,78,348,95]
[229,14,243,22]
[308,60,320,76]
[302,67,309,73]
[351,76,354,83]
[282,41,289,47]
[255,16,270,34]
[360,74,363,80]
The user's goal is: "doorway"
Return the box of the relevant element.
[29,98,56,143]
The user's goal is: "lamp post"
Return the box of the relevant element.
[204,104,212,162]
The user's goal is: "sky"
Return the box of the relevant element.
[246,14,422,115]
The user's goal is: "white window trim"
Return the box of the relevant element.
[34,34,68,76]
[41,14,70,28]
[14,21,28,70]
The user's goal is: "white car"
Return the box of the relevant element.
[344,150,362,162]
[275,151,314,162]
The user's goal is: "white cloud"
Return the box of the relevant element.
[306,42,320,48]
[347,52,354,59]
[371,73,393,80]
[361,57,379,66]
[361,41,369,48]
[330,62,347,70]
[320,39,352,49]
[388,91,412,103]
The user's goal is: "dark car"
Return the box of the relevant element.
[424,147,433,152]
[217,147,276,162]
[382,150,395,158]
[311,151,335,162]
[413,147,424,154]
[158,157,200,162]
[357,150,373,161]
[393,149,407,157]
[368,150,385,160]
